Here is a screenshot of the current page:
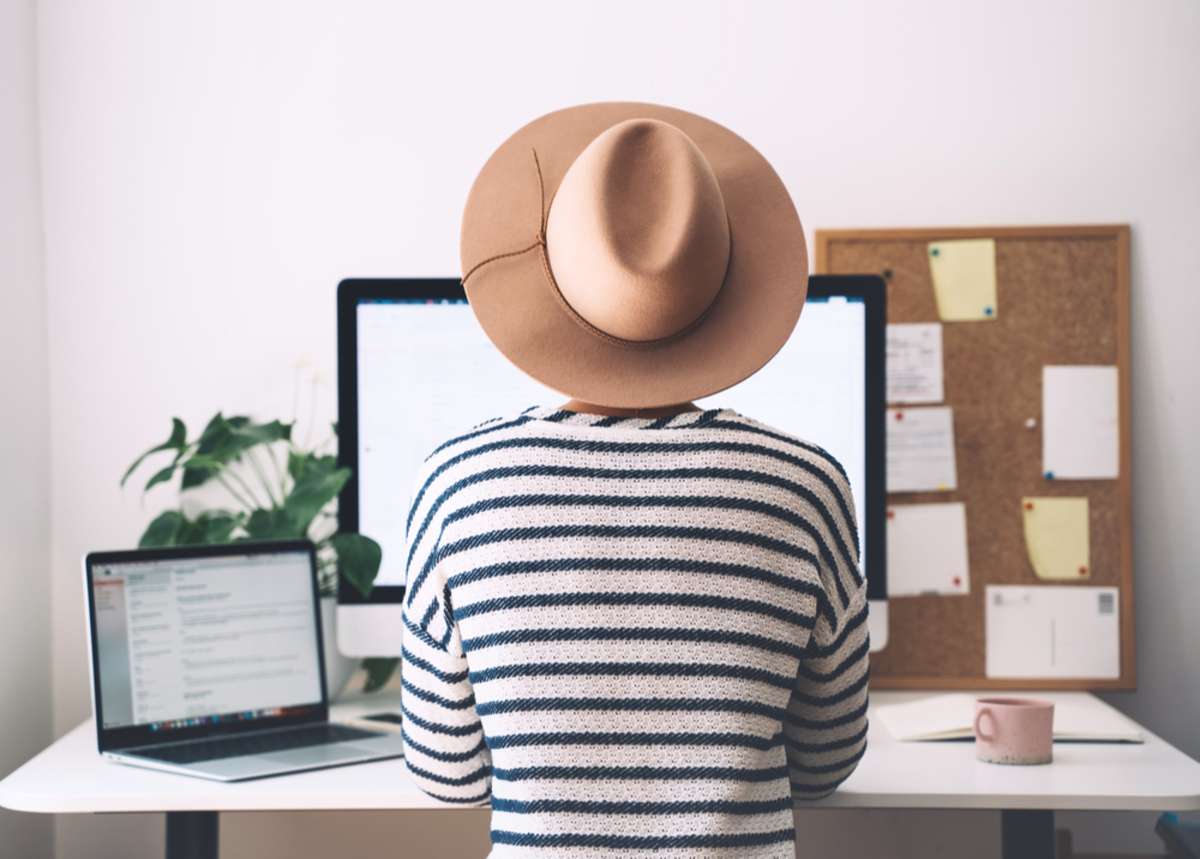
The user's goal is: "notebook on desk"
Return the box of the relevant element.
[876,694,1144,743]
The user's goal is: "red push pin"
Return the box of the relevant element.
[895,411,905,422]
[1024,501,1035,511]
[1078,565,1088,576]
[952,576,962,588]
[887,509,895,520]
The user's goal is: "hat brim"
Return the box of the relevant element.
[460,101,807,409]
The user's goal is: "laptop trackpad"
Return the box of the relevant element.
[260,745,370,766]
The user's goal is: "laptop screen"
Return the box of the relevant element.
[90,548,323,736]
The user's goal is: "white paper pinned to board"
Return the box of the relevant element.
[887,406,958,493]
[1042,365,1119,479]
[886,323,944,404]
[887,502,970,596]
[985,585,1119,679]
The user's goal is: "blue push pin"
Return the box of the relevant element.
[984,306,994,317]
[930,247,940,257]
[1044,470,1055,480]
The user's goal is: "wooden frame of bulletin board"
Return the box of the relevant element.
[816,225,1133,690]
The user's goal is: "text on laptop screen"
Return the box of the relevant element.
[357,296,867,588]
[91,551,322,731]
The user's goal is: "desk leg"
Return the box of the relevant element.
[1001,809,1054,859]
[165,811,219,859]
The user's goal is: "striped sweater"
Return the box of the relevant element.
[400,406,869,858]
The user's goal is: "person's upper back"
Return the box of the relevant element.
[400,406,870,858]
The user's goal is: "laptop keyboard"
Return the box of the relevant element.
[132,724,382,765]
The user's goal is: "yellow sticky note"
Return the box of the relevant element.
[927,238,997,321]
[1022,497,1090,581]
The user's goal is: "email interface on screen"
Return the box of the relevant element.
[91,551,322,732]
[357,296,868,589]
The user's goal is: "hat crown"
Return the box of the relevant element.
[546,118,731,342]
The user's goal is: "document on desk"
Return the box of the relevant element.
[887,406,958,493]
[886,323,944,404]
[887,502,970,596]
[877,693,1143,743]
[1042,365,1120,479]
[986,585,1120,679]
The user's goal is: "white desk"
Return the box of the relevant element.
[4,691,1199,859]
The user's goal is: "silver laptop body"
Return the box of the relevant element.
[84,540,404,782]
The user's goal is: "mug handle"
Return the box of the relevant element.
[974,708,996,741]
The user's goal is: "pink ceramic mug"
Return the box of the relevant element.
[973,697,1054,765]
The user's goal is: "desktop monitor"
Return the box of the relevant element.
[336,276,887,654]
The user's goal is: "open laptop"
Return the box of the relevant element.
[84,540,405,781]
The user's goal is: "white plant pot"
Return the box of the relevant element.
[320,596,357,700]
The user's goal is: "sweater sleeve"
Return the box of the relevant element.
[399,473,492,805]
[785,469,870,799]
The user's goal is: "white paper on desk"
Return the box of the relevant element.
[876,692,1142,743]
[986,585,1120,679]
[1042,366,1119,479]
[887,323,944,404]
[887,502,970,596]
[887,406,958,492]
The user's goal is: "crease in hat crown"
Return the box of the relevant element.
[545,118,732,343]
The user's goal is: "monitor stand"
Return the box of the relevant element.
[868,601,889,652]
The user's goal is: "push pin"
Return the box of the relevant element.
[984,306,994,317]
[895,411,905,422]
[930,247,940,258]
[1078,565,1089,576]
[952,576,962,588]
[1024,501,1035,511]
[887,509,895,520]
[1025,417,1038,429]
[1044,470,1055,480]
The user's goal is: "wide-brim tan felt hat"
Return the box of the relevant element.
[460,101,807,409]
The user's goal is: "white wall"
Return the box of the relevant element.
[34,1,1199,856]
[0,0,53,856]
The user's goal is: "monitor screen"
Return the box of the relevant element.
[355,293,868,590]
[90,550,323,733]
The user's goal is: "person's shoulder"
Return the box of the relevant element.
[418,406,541,472]
[711,411,852,492]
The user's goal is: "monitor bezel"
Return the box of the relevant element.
[84,539,328,752]
[336,275,887,605]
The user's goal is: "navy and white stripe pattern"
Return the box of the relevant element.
[401,406,869,858]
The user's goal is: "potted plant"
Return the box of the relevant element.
[121,413,398,695]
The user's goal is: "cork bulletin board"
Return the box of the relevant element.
[815,225,1133,690]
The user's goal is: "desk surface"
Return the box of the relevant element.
[3,691,1198,815]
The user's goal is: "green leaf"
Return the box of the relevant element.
[230,419,293,447]
[180,415,295,490]
[121,418,187,488]
[143,464,178,493]
[361,657,399,693]
[139,511,184,547]
[179,453,225,490]
[287,450,338,483]
[285,467,350,534]
[179,414,237,488]
[203,511,244,543]
[140,510,245,548]
[330,532,382,598]
[287,450,309,482]
[243,508,301,540]
[174,510,244,545]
